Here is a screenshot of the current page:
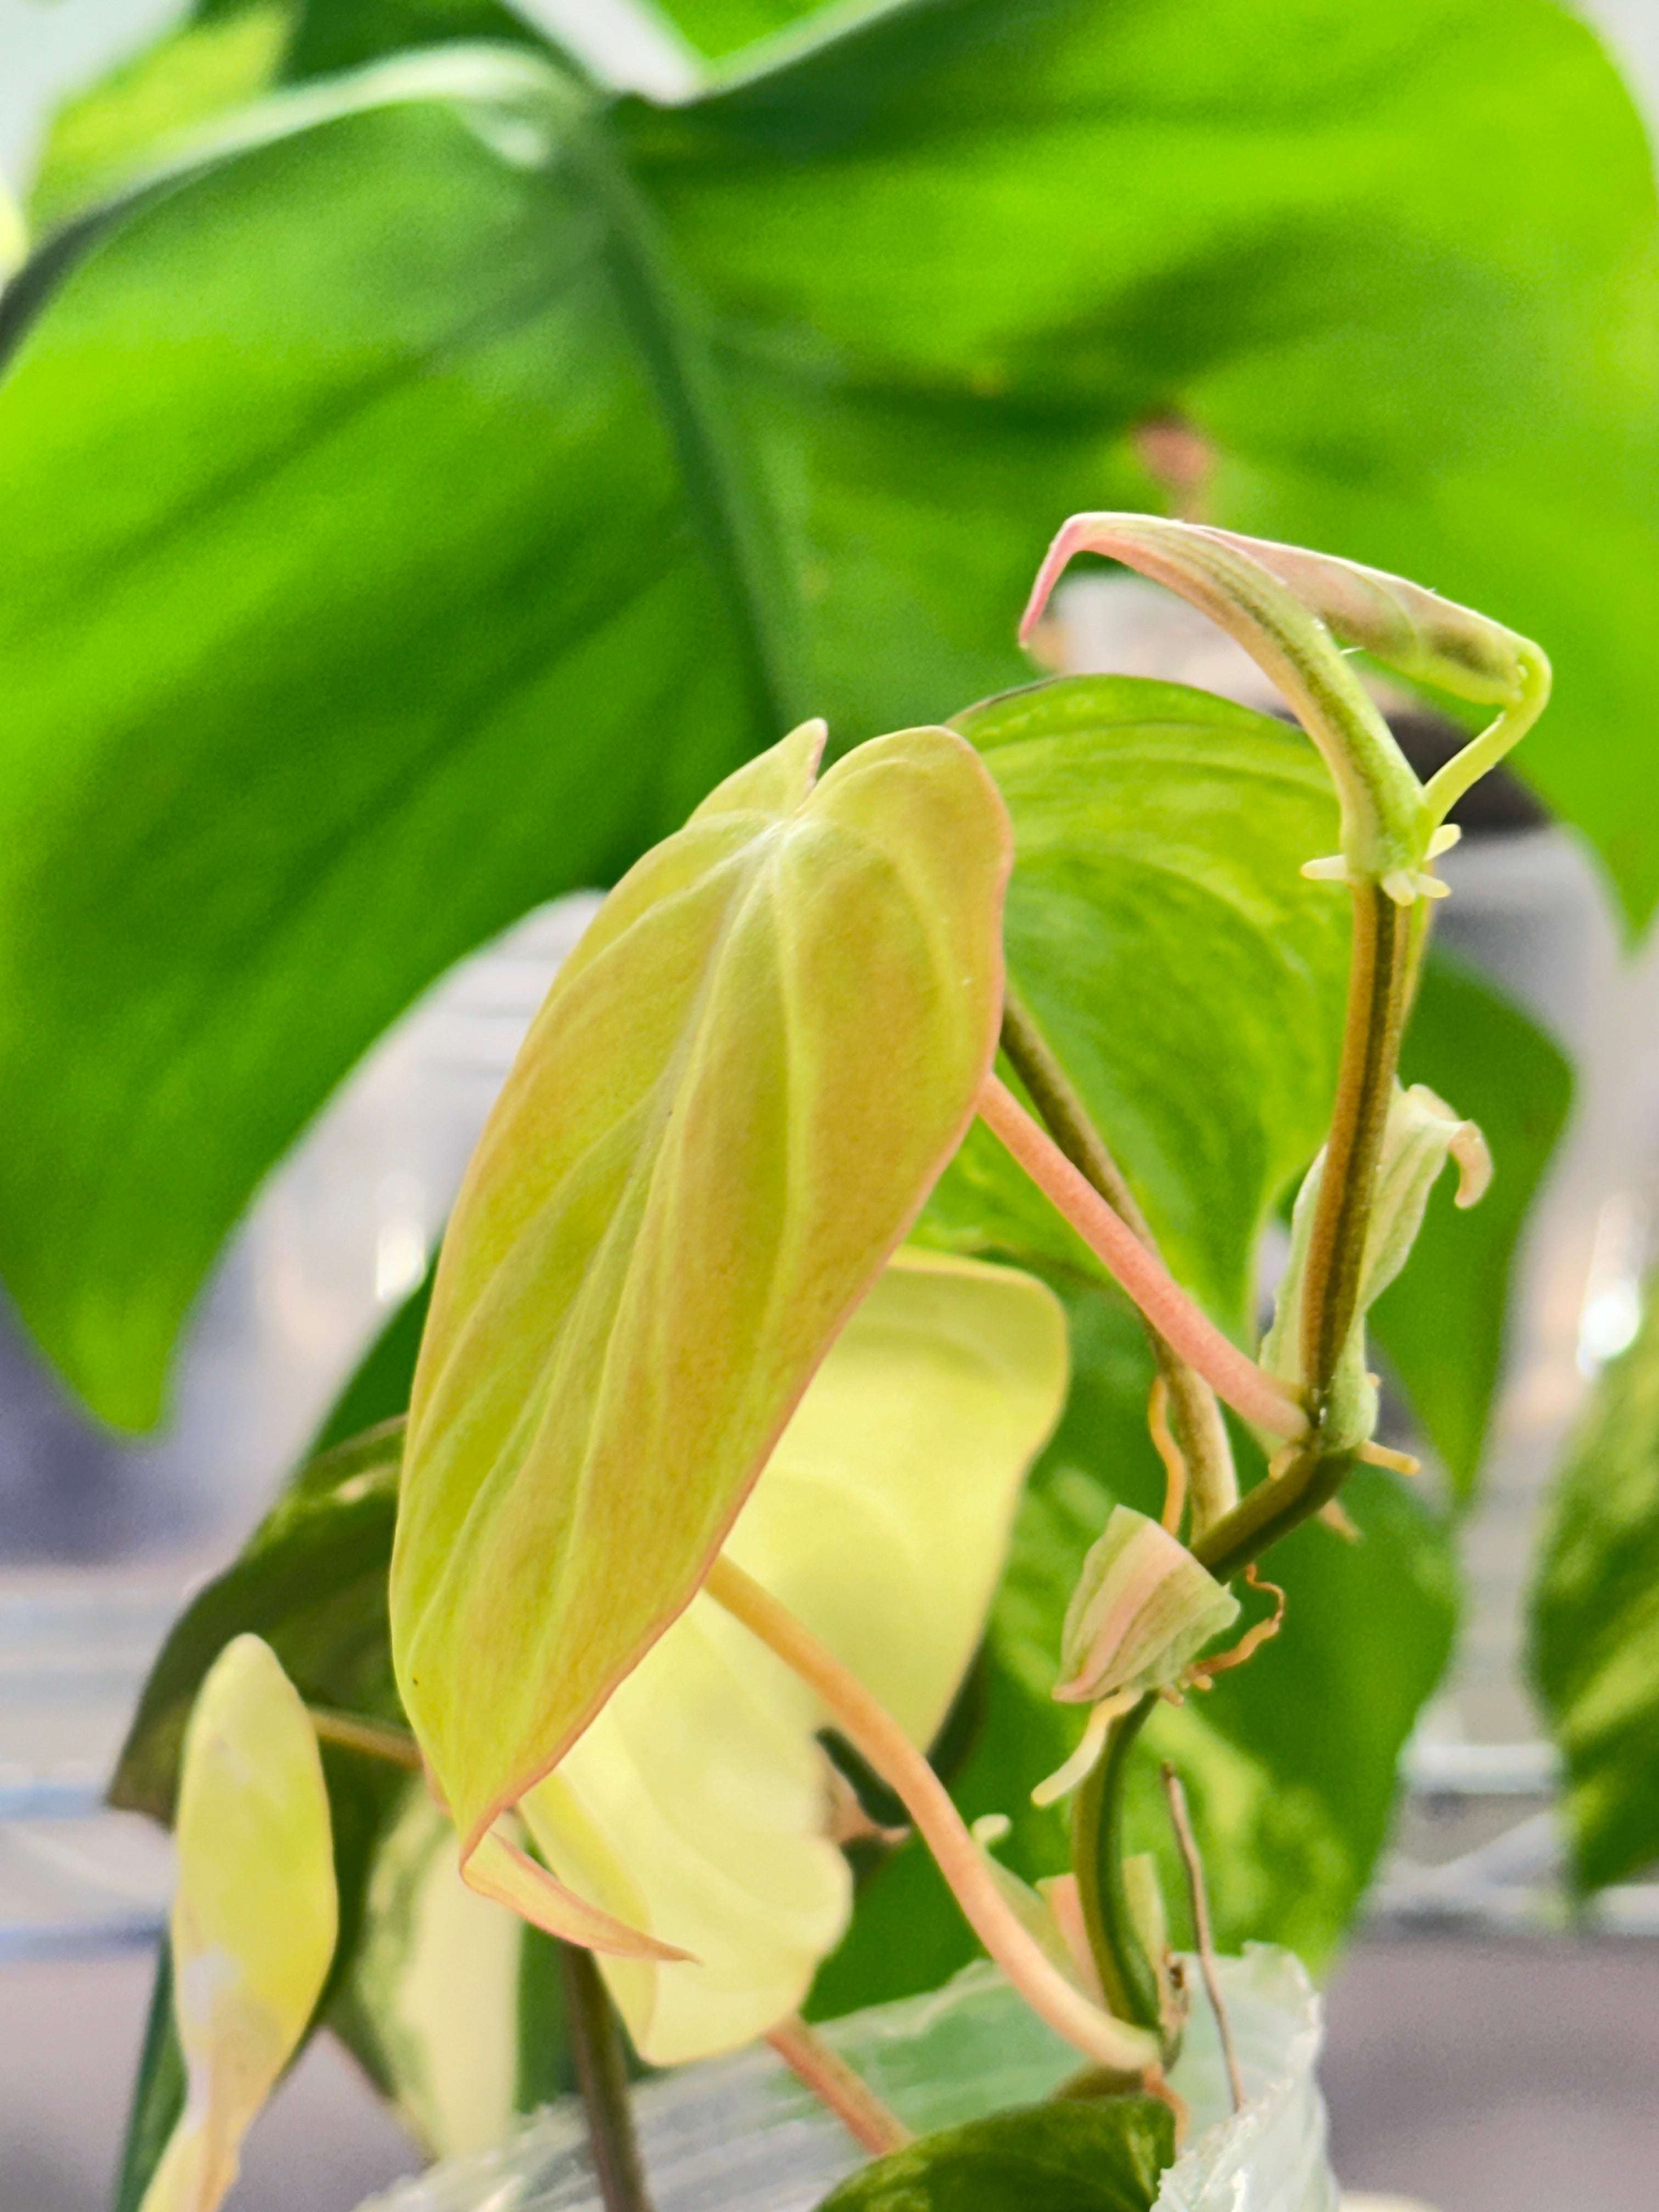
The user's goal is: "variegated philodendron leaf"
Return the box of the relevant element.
[346,1786,527,2159]
[520,1249,1068,2064]
[1022,513,1548,899]
[1263,1081,1492,1452]
[140,1636,336,2212]
[391,721,1011,1929]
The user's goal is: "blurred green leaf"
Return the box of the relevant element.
[26,0,573,238]
[1017,1291,1458,1971]
[1530,1285,1659,1890]
[3,0,1650,1428]
[0,46,801,1426]
[629,0,1659,908]
[312,1264,433,1453]
[814,2098,1174,2212]
[281,0,542,80]
[516,1923,579,2111]
[926,675,1348,1328]
[337,1784,545,2156]
[1373,949,1572,1493]
[28,3,294,229]
[1134,1466,1457,1968]
[655,0,830,60]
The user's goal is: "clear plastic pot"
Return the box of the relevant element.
[354,1946,1364,2212]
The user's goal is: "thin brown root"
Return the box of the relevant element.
[1149,1375,1189,1536]
[1161,1767,1245,2114]
[767,2015,912,2157]
[1189,1565,1286,1687]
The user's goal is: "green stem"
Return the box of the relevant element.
[1070,1697,1163,2034]
[306,1706,422,1769]
[1193,1444,1356,1584]
[1192,879,1412,1581]
[979,1074,1304,1438]
[561,1944,656,2212]
[1056,883,1414,2025]
[1298,883,1411,1396]
[1000,997,1238,1533]
[1419,646,1552,823]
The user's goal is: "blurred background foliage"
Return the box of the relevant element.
[4,0,1659,2170]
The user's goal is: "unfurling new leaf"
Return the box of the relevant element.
[1022,514,1548,899]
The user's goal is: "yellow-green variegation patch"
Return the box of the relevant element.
[140,1635,336,2212]
[391,721,1011,1909]
[520,1249,1066,2063]
[346,1787,526,2158]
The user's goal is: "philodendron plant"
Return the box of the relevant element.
[116,515,1548,2212]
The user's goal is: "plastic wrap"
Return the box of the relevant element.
[353,1946,1367,2212]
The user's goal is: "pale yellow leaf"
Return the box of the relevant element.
[520,1249,1067,2063]
[140,1635,336,2212]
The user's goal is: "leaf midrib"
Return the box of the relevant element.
[563,103,802,750]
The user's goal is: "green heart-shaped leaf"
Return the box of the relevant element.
[392,719,1010,1860]
[926,676,1350,1327]
[111,1422,405,1825]
[812,2095,1174,2212]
